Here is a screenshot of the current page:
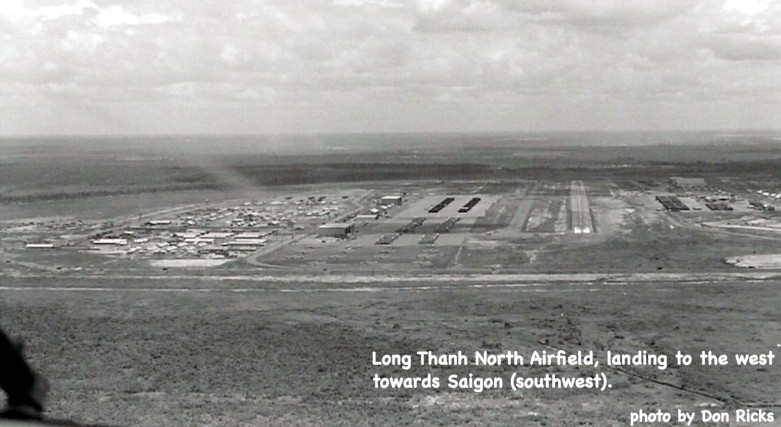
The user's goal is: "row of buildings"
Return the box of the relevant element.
[318,195,403,237]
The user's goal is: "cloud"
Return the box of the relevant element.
[707,36,781,60]
[34,0,98,20]
[94,7,183,28]
[219,44,242,66]
[58,29,104,53]
[513,0,692,27]
[156,82,194,97]
[722,0,772,16]
[414,0,503,32]
[333,0,404,8]
[0,0,779,135]
[412,0,694,33]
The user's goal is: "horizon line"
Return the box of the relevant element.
[1,128,780,139]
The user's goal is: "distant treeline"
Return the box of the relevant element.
[0,182,224,203]
[232,162,498,185]
[8,158,781,203]
[232,159,781,187]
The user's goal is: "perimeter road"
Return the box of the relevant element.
[1,271,779,294]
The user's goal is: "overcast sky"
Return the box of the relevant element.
[1,0,780,135]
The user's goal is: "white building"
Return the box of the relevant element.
[356,213,380,220]
[25,243,55,249]
[317,222,355,238]
[381,195,403,206]
[92,238,128,246]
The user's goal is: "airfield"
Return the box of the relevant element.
[5,175,781,276]
[1,135,781,426]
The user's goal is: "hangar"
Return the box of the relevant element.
[317,222,355,238]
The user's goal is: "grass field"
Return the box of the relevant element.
[1,276,779,426]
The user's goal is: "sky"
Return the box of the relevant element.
[0,0,780,135]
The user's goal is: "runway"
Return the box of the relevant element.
[570,180,593,233]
